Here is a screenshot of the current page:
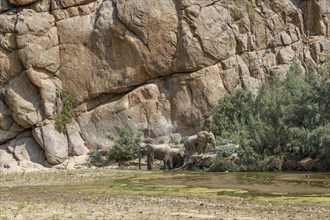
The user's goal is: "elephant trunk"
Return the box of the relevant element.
[211,137,216,149]
[138,152,141,170]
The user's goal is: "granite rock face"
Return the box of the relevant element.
[0,0,329,170]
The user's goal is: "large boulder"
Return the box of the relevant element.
[67,119,90,156]
[12,135,46,165]
[41,123,68,165]
[0,143,18,170]
[6,72,43,128]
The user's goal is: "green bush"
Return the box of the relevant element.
[88,127,141,166]
[55,90,76,134]
[105,126,141,163]
[210,58,330,171]
[258,156,283,171]
[209,155,238,172]
[88,151,102,164]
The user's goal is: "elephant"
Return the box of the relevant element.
[138,143,174,170]
[170,146,185,168]
[182,131,216,163]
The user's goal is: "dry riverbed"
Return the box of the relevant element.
[0,167,329,220]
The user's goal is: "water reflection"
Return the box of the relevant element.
[137,172,330,196]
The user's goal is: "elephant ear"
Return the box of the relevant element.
[179,149,185,157]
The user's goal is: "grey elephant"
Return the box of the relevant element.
[182,131,216,163]
[138,143,174,170]
[170,146,185,168]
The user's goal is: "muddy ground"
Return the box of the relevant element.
[0,167,329,220]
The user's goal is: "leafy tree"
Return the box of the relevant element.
[210,58,330,171]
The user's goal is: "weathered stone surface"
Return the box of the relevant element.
[0,49,24,82]
[12,136,46,164]
[241,52,264,79]
[220,56,244,93]
[32,126,43,148]
[14,12,60,120]
[27,68,62,119]
[0,0,14,13]
[0,142,18,169]
[28,0,51,12]
[301,0,329,36]
[16,27,58,50]
[52,0,100,21]
[16,10,55,35]
[0,0,329,169]
[0,13,17,33]
[41,123,68,164]
[0,100,16,130]
[0,129,18,144]
[58,0,178,103]
[310,38,330,64]
[174,16,216,70]
[17,18,58,70]
[6,72,43,128]
[194,3,236,60]
[56,155,90,170]
[0,32,17,51]
[116,0,178,74]
[56,13,97,102]
[52,0,96,9]
[35,46,60,72]
[277,47,296,64]
[78,64,226,149]
[8,0,38,6]
[67,120,90,156]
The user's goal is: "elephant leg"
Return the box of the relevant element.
[147,153,154,171]
[162,160,167,170]
[169,157,173,170]
[138,156,141,170]
[183,147,190,163]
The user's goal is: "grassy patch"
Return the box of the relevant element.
[17,200,26,210]
[246,2,255,20]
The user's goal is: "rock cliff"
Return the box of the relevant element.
[0,0,329,170]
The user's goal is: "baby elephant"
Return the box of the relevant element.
[139,144,182,170]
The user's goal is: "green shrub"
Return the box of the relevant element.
[258,156,283,171]
[88,151,102,164]
[88,127,141,166]
[209,155,238,172]
[210,58,330,171]
[105,126,141,163]
[55,90,76,134]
